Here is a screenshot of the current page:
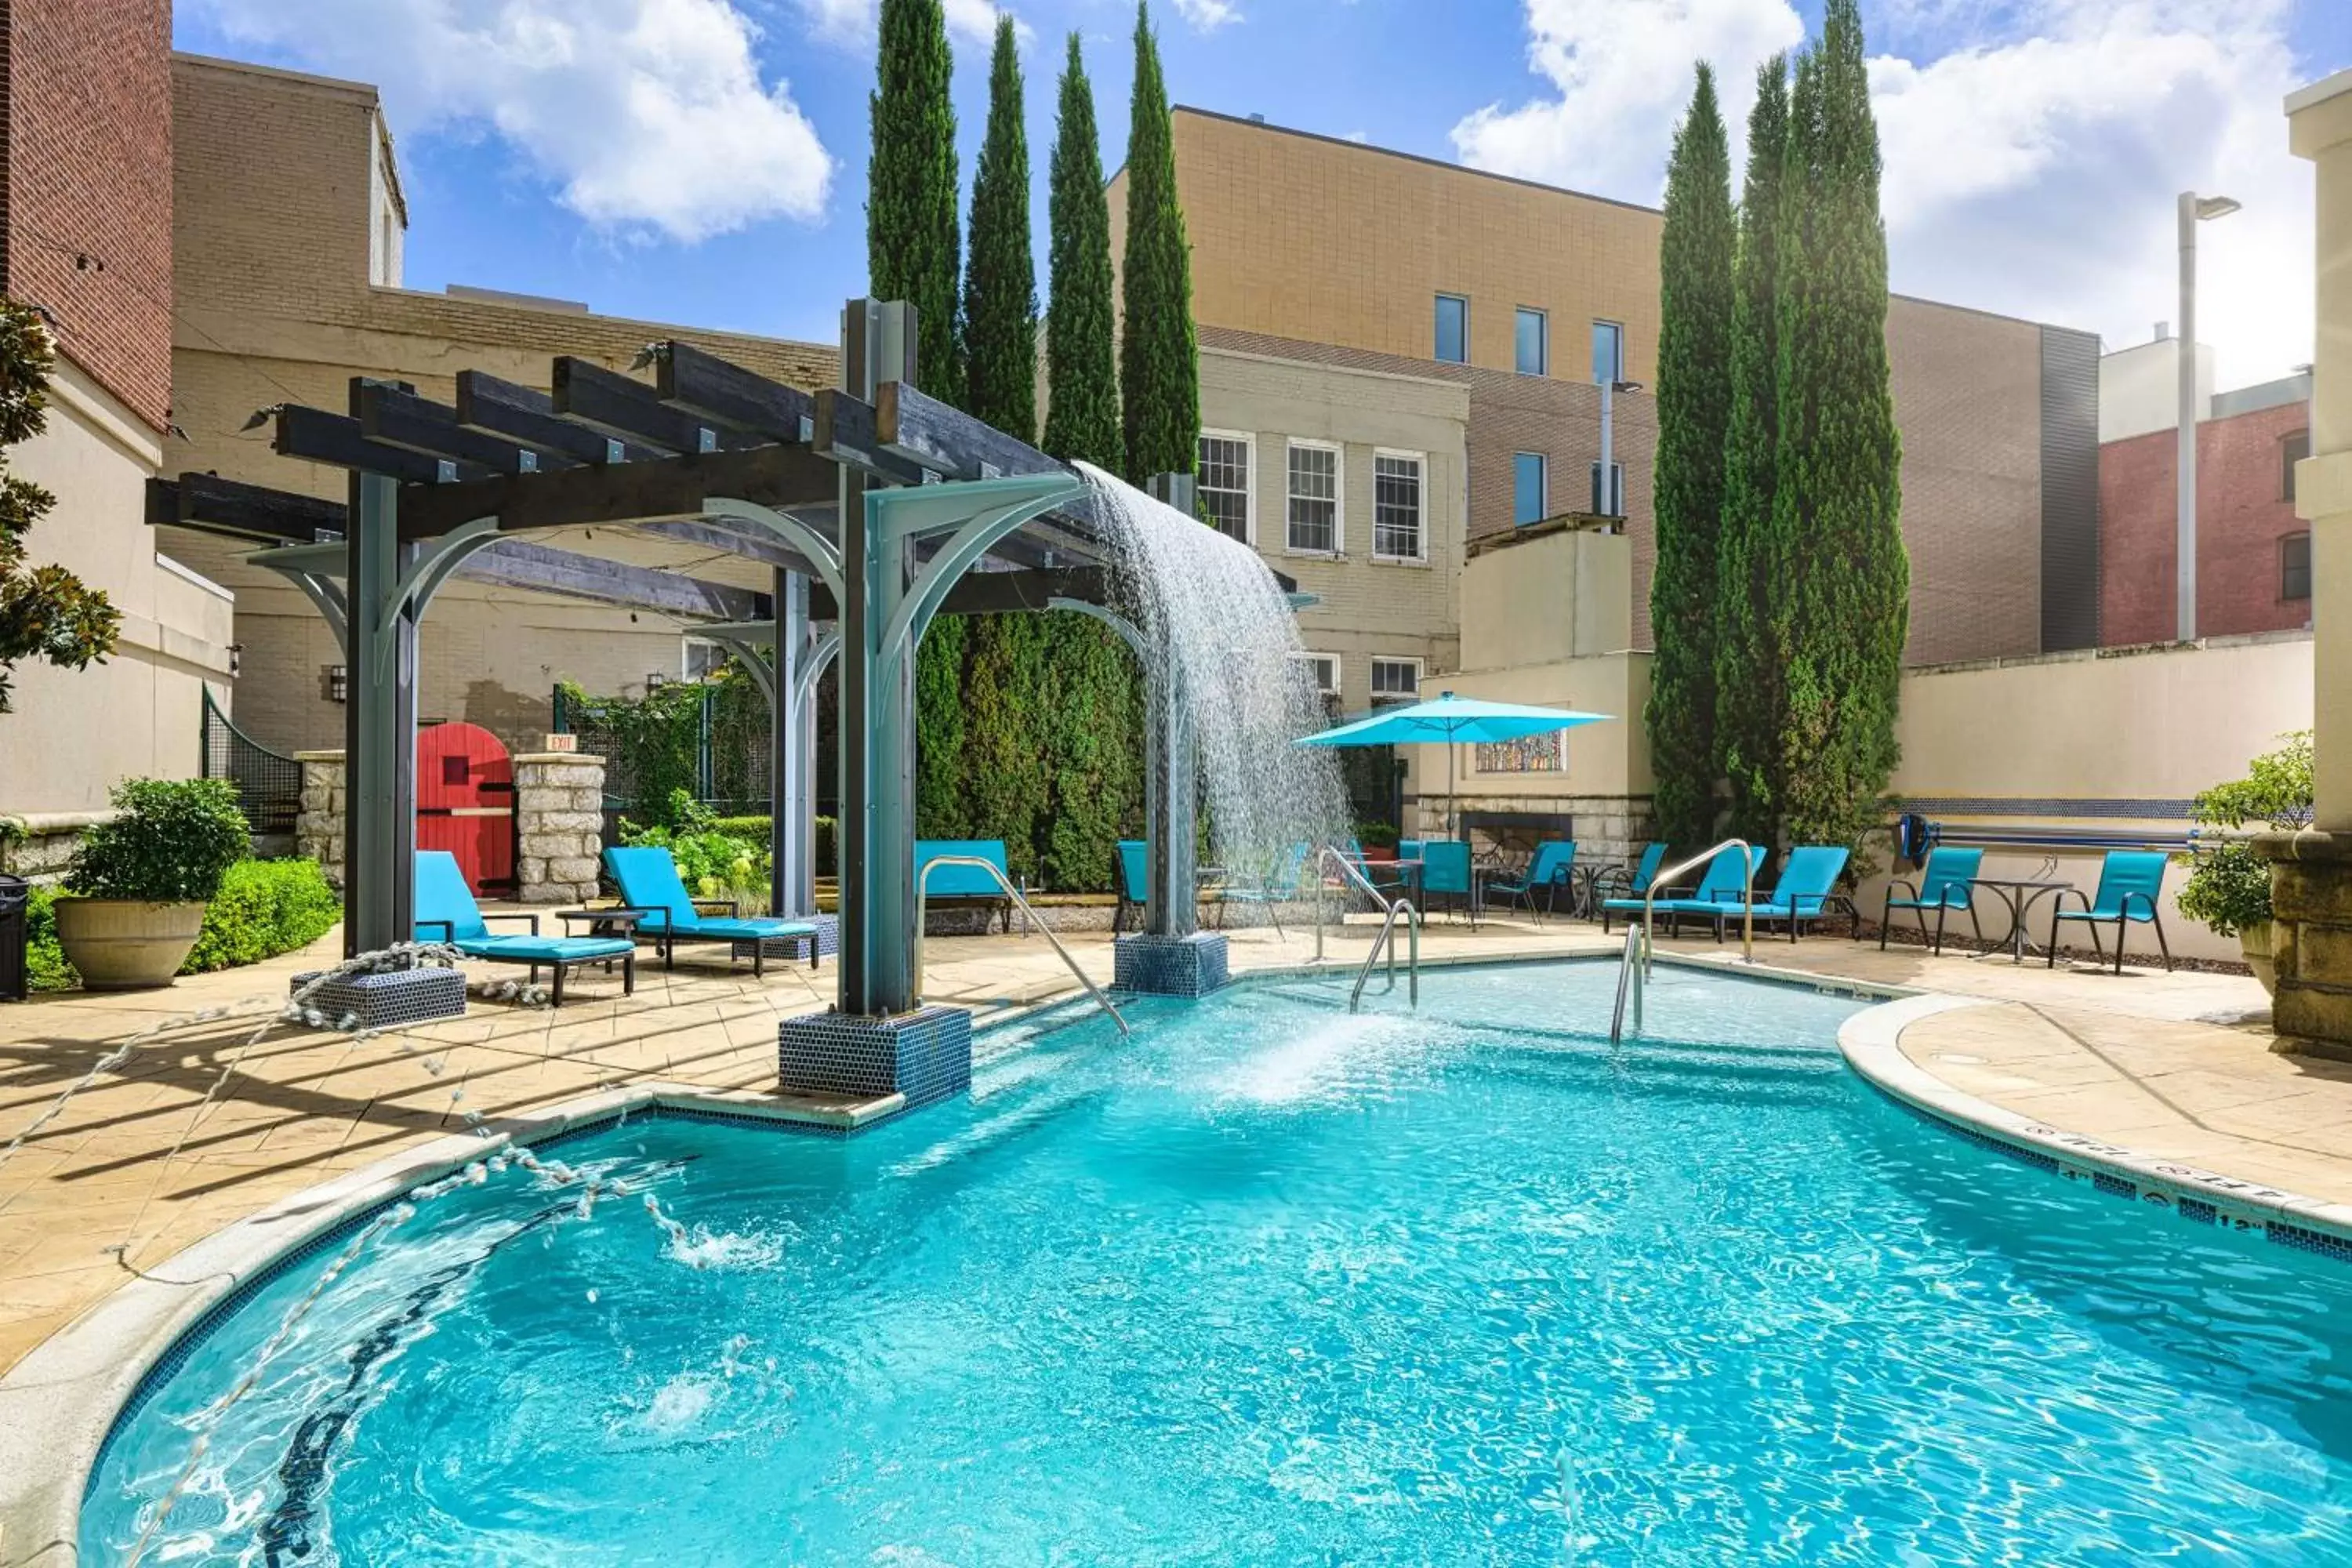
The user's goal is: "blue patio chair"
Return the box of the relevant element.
[1588,841,1667,911]
[1114,840,1149,934]
[1693,846,1853,942]
[1214,842,1310,935]
[1418,840,1478,926]
[1338,837,1408,899]
[602,845,820,976]
[1480,840,1577,924]
[412,850,634,1005]
[1602,844,1766,937]
[2049,850,2174,975]
[1880,846,1985,955]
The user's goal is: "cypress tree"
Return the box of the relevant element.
[1713,55,1791,845]
[1643,64,1736,848]
[1043,33,1121,471]
[964,17,1036,437]
[1769,0,1907,849]
[869,0,963,397]
[1118,1,1200,484]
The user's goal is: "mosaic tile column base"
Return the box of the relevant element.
[735,912,839,964]
[289,965,466,1030]
[779,1004,972,1110]
[1112,932,1230,997]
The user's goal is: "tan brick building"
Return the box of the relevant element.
[164,54,838,757]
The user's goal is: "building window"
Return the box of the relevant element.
[1435,294,1468,364]
[2284,428,2311,503]
[1515,307,1548,376]
[1286,440,1341,554]
[1369,656,1422,702]
[682,636,728,681]
[1592,320,1624,385]
[1372,450,1425,559]
[2283,531,2314,601]
[1198,430,1253,543]
[1293,652,1341,698]
[1513,452,1548,526]
[1588,461,1624,517]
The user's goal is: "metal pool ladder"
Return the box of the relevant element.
[1313,848,1421,1011]
[914,855,1128,1036]
[1608,838,1756,1044]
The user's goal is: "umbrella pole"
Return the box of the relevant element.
[1447,737,1457,839]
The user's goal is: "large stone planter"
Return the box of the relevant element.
[52,899,206,989]
[2242,920,2277,996]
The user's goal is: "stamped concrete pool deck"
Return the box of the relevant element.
[0,909,2307,1381]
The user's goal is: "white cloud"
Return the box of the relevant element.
[192,0,833,244]
[798,0,1032,49]
[1171,0,1243,31]
[1455,0,2316,383]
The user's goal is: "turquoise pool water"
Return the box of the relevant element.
[82,964,2352,1564]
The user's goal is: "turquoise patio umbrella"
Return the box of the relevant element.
[1294,691,1612,837]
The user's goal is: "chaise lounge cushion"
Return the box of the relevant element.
[457,932,633,964]
[602,846,816,941]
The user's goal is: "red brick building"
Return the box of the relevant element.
[2099,380,2313,645]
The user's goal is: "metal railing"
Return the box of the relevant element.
[913,855,1127,1036]
[200,687,303,833]
[1608,838,1755,1044]
[1313,848,1421,1012]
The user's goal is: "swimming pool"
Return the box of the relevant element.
[81,963,2352,1563]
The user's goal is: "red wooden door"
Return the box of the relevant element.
[416,722,517,895]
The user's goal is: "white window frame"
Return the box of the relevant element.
[1292,651,1341,699]
[681,634,727,681]
[1371,447,1428,563]
[1368,655,1423,702]
[1284,437,1345,557]
[1515,306,1548,377]
[1197,427,1256,546]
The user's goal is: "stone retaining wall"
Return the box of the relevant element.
[295,751,346,888]
[0,811,113,886]
[2256,829,2352,1058]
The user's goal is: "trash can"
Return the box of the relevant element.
[0,874,27,1003]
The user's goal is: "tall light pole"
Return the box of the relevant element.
[2176,190,2240,641]
[1597,378,1642,517]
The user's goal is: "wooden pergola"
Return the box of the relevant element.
[148,300,1248,1029]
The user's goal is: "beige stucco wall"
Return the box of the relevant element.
[2290,71,2352,829]
[0,358,235,815]
[1200,346,1467,710]
[1459,523,1633,670]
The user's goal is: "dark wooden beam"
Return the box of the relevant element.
[652,341,817,444]
[875,379,1066,481]
[464,539,764,621]
[636,516,825,576]
[358,383,581,474]
[147,472,348,543]
[397,440,840,542]
[554,357,771,455]
[812,387,933,486]
[456,371,664,466]
[275,405,494,486]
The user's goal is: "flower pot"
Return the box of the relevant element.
[1363,844,1398,863]
[52,898,206,990]
[2241,920,2276,996]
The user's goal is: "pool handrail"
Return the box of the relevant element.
[1314,847,1421,1011]
[1609,838,1756,1044]
[913,854,1128,1036]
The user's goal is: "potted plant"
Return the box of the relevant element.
[1356,822,1401,862]
[2176,732,2312,994]
[52,779,249,989]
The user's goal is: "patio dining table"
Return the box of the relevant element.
[1969,877,2074,964]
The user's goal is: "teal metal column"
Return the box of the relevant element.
[771,570,808,916]
[341,472,416,955]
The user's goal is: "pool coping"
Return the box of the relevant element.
[1838,993,2352,1258]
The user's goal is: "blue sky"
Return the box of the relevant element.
[176,0,2352,387]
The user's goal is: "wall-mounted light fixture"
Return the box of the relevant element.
[646,672,669,691]
[327,664,348,703]
[227,643,243,678]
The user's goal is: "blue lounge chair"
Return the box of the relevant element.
[915,840,1016,931]
[412,850,633,1005]
[1480,840,1577,924]
[602,846,819,975]
[1419,840,1477,926]
[1214,842,1309,934]
[1693,846,1853,942]
[2049,850,2174,974]
[1114,840,1149,934]
[1602,844,1766,937]
[1880,846,1985,954]
[1589,841,1667,909]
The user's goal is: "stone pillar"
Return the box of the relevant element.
[295,750,347,890]
[2254,833,2352,1058]
[513,752,607,905]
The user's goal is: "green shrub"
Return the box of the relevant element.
[180,859,339,974]
[67,778,248,902]
[24,884,73,991]
[703,814,837,875]
[2176,732,2313,940]
[620,790,772,913]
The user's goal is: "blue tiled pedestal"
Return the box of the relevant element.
[290,964,466,1029]
[778,1004,972,1110]
[735,912,840,964]
[1112,932,1230,997]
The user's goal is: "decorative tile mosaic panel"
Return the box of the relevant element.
[1112,933,1231,997]
[778,1004,972,1109]
[1475,733,1566,774]
[289,967,466,1029]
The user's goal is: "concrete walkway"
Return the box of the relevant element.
[0,909,2288,1377]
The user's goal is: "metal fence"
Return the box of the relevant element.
[201,687,303,833]
[552,682,772,821]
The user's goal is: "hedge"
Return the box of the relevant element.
[24,858,339,991]
[708,814,837,876]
